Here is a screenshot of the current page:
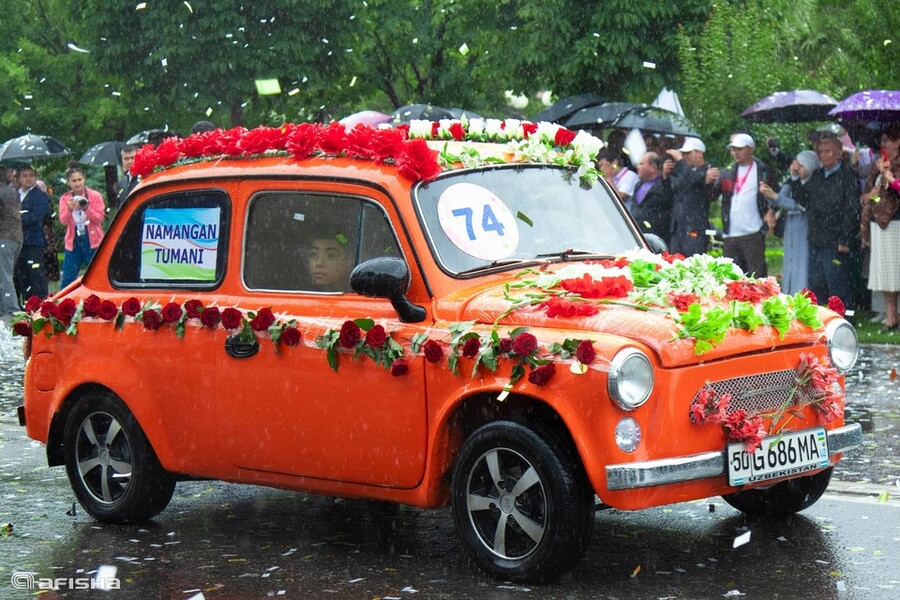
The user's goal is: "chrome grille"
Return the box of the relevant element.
[689,369,814,417]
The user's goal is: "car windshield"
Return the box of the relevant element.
[414,165,642,275]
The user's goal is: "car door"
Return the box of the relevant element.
[215,181,428,488]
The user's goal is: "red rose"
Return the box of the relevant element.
[200,306,221,328]
[827,296,845,317]
[512,332,538,356]
[554,128,576,147]
[423,339,443,363]
[498,337,514,354]
[83,294,102,317]
[281,326,302,346]
[162,302,183,323]
[57,298,77,322]
[395,138,441,181]
[184,299,204,319]
[528,362,556,386]
[522,122,538,138]
[12,320,32,337]
[250,307,276,332]
[97,300,118,321]
[365,324,387,347]
[390,359,409,377]
[447,122,465,141]
[24,295,42,313]
[40,301,58,319]
[221,307,244,330]
[339,320,361,348]
[122,297,142,317]
[575,340,595,365]
[462,337,481,358]
[142,309,162,330]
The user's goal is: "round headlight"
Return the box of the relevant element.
[607,348,653,410]
[825,319,858,373]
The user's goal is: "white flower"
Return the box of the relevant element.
[467,118,485,138]
[437,119,456,138]
[503,118,522,139]
[485,118,505,139]
[534,121,562,144]
[408,120,433,138]
[571,130,604,159]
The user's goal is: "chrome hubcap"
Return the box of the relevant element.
[74,411,133,504]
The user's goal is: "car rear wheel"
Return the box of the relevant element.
[63,392,175,523]
[451,420,594,582]
[722,467,833,518]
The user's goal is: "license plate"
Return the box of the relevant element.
[727,427,830,486]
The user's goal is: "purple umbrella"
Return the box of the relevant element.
[829,90,900,122]
[339,110,391,128]
[741,90,838,123]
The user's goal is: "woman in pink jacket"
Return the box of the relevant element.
[59,163,106,288]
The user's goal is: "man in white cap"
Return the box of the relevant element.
[666,137,717,256]
[708,133,777,276]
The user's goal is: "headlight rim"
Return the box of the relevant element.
[607,348,654,410]
[824,318,858,374]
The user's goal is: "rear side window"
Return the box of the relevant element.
[243,192,400,292]
[109,190,230,289]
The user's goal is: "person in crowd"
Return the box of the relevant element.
[191,120,216,135]
[631,151,673,246]
[36,179,60,286]
[793,129,861,308]
[597,148,640,211]
[117,144,140,206]
[708,133,777,277]
[759,151,820,294]
[0,167,22,318]
[307,233,355,292]
[860,124,900,328]
[13,165,49,301]
[666,137,715,256]
[58,163,106,289]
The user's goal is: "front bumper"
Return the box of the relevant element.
[605,422,862,491]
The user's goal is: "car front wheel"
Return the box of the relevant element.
[722,467,833,518]
[63,392,175,523]
[451,420,594,583]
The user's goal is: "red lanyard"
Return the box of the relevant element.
[734,162,754,195]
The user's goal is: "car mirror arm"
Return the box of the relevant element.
[389,295,427,323]
[350,257,427,323]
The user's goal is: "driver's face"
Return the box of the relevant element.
[308,238,353,290]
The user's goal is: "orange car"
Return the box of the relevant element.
[15,121,860,582]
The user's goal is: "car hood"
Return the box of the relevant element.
[436,280,828,368]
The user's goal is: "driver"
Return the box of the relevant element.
[307,233,355,292]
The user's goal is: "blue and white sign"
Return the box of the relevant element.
[437,183,519,260]
[141,207,220,280]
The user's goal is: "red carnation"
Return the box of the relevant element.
[668,292,700,312]
[345,125,376,159]
[281,326,302,346]
[370,128,406,163]
[130,145,158,178]
[395,138,441,181]
[320,121,348,155]
[161,302,183,323]
[339,320,361,348]
[83,294,102,317]
[154,136,182,166]
[200,306,221,328]
[575,340,595,365]
[528,362,556,386]
[512,332,538,356]
[238,125,288,155]
[184,299,203,319]
[213,126,247,156]
[221,308,243,330]
[142,309,162,330]
[800,288,817,305]
[40,301,58,319]
[390,359,409,377]
[56,298,77,322]
[461,337,481,358]
[827,296,845,317]
[286,122,322,158]
[24,295,42,313]
[250,307,276,331]
[12,320,32,337]
[554,128,576,146]
[121,297,142,317]
[423,339,443,363]
[365,324,387,347]
[97,300,118,321]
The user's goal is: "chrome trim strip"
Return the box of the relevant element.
[605,423,864,491]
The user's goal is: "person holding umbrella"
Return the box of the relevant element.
[58,163,105,288]
[13,165,49,302]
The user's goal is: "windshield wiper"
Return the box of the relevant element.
[456,259,532,276]
[534,249,604,261]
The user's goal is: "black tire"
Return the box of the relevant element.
[63,392,175,523]
[722,467,833,518]
[451,420,594,583]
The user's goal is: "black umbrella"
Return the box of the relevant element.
[609,106,700,137]
[389,104,455,124]
[79,141,125,167]
[741,90,838,123]
[564,102,644,129]
[448,107,484,120]
[126,129,178,145]
[0,133,71,161]
[533,93,606,124]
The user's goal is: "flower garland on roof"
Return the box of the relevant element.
[129,118,603,184]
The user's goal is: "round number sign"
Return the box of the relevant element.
[437,183,519,261]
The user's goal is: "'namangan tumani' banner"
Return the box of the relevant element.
[140,207,220,280]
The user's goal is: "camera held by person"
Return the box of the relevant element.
[74,195,88,209]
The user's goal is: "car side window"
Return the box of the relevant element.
[243,192,401,293]
[109,190,229,289]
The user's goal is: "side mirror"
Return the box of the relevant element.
[644,233,668,254]
[350,257,427,323]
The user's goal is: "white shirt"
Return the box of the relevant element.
[614,168,640,199]
[727,163,763,237]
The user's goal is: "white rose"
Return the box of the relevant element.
[571,130,605,159]
[535,121,561,144]
[467,118,485,138]
[503,119,522,139]
[408,120,433,138]
[485,118,505,139]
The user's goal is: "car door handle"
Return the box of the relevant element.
[225,335,259,358]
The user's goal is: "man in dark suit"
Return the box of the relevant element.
[631,152,673,246]
[667,138,717,256]
[116,144,140,206]
[14,165,49,301]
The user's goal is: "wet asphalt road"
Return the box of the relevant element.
[1,322,898,599]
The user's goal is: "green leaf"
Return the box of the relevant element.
[354,318,375,331]
[32,318,45,333]
[410,332,429,354]
[327,346,338,372]
[175,321,186,339]
[516,211,533,227]
[509,326,529,338]
[448,352,459,376]
[114,312,126,330]
[762,296,792,339]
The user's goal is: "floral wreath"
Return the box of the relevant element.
[130,118,604,185]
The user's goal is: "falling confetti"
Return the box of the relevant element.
[732,530,751,548]
[630,564,641,578]
[643,61,656,69]
[890,368,896,381]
